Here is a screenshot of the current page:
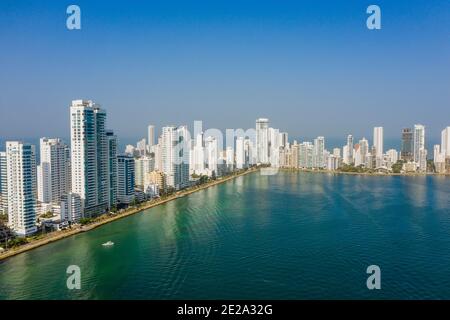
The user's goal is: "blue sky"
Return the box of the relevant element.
[0,0,449,145]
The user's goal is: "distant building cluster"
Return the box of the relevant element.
[0,99,449,237]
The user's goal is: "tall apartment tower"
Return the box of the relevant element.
[256,118,269,164]
[106,130,118,209]
[441,127,450,158]
[313,136,325,169]
[373,127,384,159]
[413,124,426,164]
[117,155,135,204]
[70,100,109,217]
[346,135,354,164]
[37,138,71,204]
[0,151,7,215]
[401,128,414,161]
[161,126,190,190]
[236,137,245,169]
[6,141,37,236]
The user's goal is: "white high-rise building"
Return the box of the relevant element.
[434,145,443,164]
[413,124,425,164]
[226,147,234,171]
[106,130,118,209]
[205,136,218,177]
[60,193,82,223]
[70,100,109,217]
[346,135,354,164]
[418,148,428,172]
[342,145,350,165]
[0,152,7,215]
[386,149,399,166]
[37,138,71,204]
[136,139,147,157]
[268,127,280,167]
[256,118,269,164]
[373,127,384,159]
[333,148,341,158]
[135,156,155,188]
[191,132,206,175]
[359,138,369,166]
[236,137,245,169]
[148,125,155,148]
[161,126,190,190]
[6,141,37,236]
[441,127,450,158]
[313,136,325,169]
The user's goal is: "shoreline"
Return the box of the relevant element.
[278,168,450,177]
[0,167,259,262]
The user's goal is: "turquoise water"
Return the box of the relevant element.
[1,171,450,299]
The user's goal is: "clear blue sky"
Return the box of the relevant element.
[0,0,449,145]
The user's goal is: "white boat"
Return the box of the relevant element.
[102,241,114,247]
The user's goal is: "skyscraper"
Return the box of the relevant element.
[70,100,109,217]
[37,138,71,204]
[413,124,425,164]
[117,155,135,204]
[401,128,413,161]
[313,136,325,169]
[6,141,37,236]
[161,126,190,190]
[135,156,155,188]
[359,138,369,166]
[205,136,218,177]
[0,152,7,215]
[256,118,269,164]
[60,193,82,223]
[106,130,118,209]
[346,135,354,164]
[441,127,450,158]
[235,137,245,169]
[373,127,384,159]
[191,132,206,175]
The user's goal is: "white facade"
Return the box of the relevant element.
[386,149,399,167]
[37,138,71,204]
[441,127,450,158]
[70,100,109,217]
[161,126,190,190]
[413,124,425,164]
[135,157,155,188]
[0,152,7,215]
[313,136,325,169]
[256,118,269,164]
[373,127,384,159]
[205,136,218,177]
[136,139,147,157]
[6,141,37,236]
[346,135,354,164]
[418,148,428,172]
[60,193,82,223]
[226,147,234,171]
[236,137,245,169]
[359,138,369,166]
[191,132,206,175]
